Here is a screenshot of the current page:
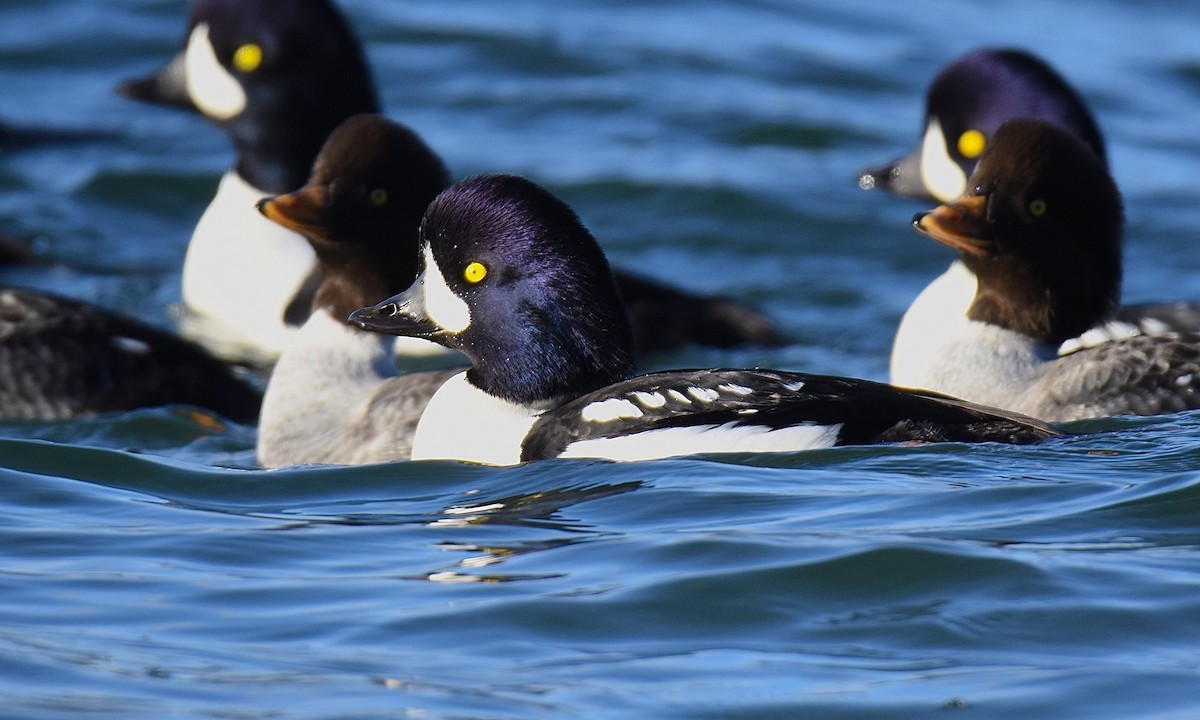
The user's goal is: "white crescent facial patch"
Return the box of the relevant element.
[420,244,471,334]
[919,118,969,203]
[184,23,248,120]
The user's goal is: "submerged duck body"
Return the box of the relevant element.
[350,174,1055,465]
[895,119,1200,422]
[0,287,261,423]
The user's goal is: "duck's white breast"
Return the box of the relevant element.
[411,372,542,466]
[181,171,316,359]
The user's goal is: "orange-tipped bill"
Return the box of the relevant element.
[256,184,331,241]
[912,194,992,256]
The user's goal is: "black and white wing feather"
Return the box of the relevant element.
[0,289,262,422]
[1119,302,1200,336]
[521,369,1057,462]
[1032,334,1200,421]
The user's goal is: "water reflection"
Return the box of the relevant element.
[430,480,643,530]
[417,480,643,582]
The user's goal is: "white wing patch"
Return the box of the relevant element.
[184,24,247,120]
[667,389,692,404]
[112,336,151,355]
[559,421,844,462]
[421,245,471,334]
[919,118,968,203]
[687,386,721,402]
[581,398,644,422]
[1138,318,1171,335]
[1058,320,1142,355]
[717,383,753,396]
[631,391,667,409]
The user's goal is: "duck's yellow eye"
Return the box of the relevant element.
[369,188,388,206]
[464,262,488,284]
[233,43,263,73]
[957,129,986,159]
[1028,198,1048,218]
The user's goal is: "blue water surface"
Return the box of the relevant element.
[3,1,1200,718]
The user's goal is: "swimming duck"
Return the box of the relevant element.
[348,173,1056,465]
[895,118,1200,422]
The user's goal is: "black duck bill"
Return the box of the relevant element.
[348,284,443,340]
